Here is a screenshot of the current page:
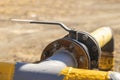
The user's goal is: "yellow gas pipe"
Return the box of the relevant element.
[61,67,110,80]
[0,62,15,80]
[91,27,112,48]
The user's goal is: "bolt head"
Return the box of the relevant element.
[82,34,88,41]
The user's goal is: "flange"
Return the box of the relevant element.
[77,31,101,68]
[65,31,101,68]
[40,38,90,69]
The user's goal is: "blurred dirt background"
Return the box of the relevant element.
[0,0,120,72]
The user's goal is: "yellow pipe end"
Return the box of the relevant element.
[61,67,110,80]
[91,27,112,48]
[0,62,15,80]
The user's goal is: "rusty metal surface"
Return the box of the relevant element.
[41,38,90,69]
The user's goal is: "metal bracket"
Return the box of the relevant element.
[68,30,78,40]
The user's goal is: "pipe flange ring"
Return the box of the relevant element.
[41,38,90,69]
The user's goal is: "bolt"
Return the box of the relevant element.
[69,43,75,50]
[82,34,88,41]
[92,46,98,52]
[42,54,46,58]
[52,42,60,53]
[53,42,59,48]
[91,60,97,67]
[79,56,84,63]
[44,52,49,56]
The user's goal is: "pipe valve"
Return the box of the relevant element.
[0,19,118,80]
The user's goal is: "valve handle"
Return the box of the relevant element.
[11,19,72,32]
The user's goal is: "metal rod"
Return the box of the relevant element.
[11,19,72,32]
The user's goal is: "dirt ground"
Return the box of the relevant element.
[0,0,120,72]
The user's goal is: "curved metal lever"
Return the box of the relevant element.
[11,19,72,32]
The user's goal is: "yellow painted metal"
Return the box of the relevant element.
[61,67,110,80]
[99,52,114,71]
[91,27,114,71]
[91,27,112,48]
[0,62,15,80]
